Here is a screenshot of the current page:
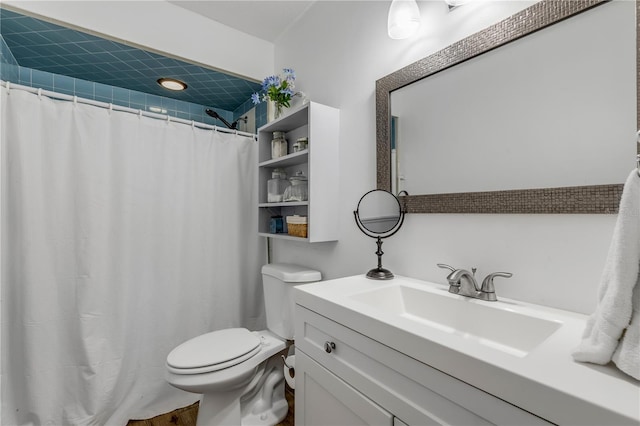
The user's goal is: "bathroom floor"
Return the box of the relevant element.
[127,386,295,426]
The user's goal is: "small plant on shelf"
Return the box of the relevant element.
[251,68,296,119]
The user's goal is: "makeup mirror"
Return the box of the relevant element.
[354,189,405,280]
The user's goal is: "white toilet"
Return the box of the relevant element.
[165,263,321,426]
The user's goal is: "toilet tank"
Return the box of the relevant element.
[262,263,321,340]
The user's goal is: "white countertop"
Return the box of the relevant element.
[294,275,640,425]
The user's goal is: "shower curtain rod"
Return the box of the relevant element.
[0,80,257,140]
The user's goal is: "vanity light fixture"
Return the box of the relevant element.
[157,77,187,91]
[387,0,421,39]
[445,0,476,10]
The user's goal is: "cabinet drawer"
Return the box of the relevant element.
[295,305,552,426]
[296,351,393,426]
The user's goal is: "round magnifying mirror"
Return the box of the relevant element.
[354,189,405,280]
[356,189,402,235]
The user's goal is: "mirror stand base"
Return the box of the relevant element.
[366,267,394,280]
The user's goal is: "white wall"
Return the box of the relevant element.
[3,0,625,316]
[1,0,274,82]
[271,0,624,315]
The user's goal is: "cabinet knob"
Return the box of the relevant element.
[324,341,336,353]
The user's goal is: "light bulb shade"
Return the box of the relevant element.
[388,0,421,40]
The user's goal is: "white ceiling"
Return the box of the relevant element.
[168,1,317,43]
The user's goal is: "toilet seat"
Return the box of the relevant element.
[167,328,261,375]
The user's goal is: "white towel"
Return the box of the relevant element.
[572,170,640,380]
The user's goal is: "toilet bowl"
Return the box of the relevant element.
[165,264,321,426]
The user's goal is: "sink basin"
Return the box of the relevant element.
[349,284,561,357]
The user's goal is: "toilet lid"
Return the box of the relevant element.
[167,328,261,373]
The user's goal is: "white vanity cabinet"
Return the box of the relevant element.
[257,102,339,242]
[294,305,553,426]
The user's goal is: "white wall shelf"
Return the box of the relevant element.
[258,150,308,168]
[258,201,308,208]
[257,102,339,242]
[257,232,309,242]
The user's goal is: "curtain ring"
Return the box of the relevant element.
[37,88,42,99]
[191,120,195,128]
[108,103,113,114]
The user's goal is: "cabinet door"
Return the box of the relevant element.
[296,351,393,426]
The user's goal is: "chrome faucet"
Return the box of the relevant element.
[437,264,512,301]
[444,267,479,297]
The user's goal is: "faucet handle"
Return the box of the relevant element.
[437,263,456,272]
[437,264,459,285]
[480,272,513,294]
[437,264,460,292]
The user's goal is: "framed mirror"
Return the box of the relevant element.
[376,0,638,214]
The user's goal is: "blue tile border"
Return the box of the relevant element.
[0,34,258,131]
[0,35,17,65]
[1,8,261,111]
[31,68,54,91]
[3,63,258,130]
[0,35,19,82]
[52,73,75,96]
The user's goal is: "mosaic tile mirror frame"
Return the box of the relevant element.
[376,0,638,214]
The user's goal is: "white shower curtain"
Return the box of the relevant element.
[1,86,265,425]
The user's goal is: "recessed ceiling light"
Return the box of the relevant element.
[157,78,187,91]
